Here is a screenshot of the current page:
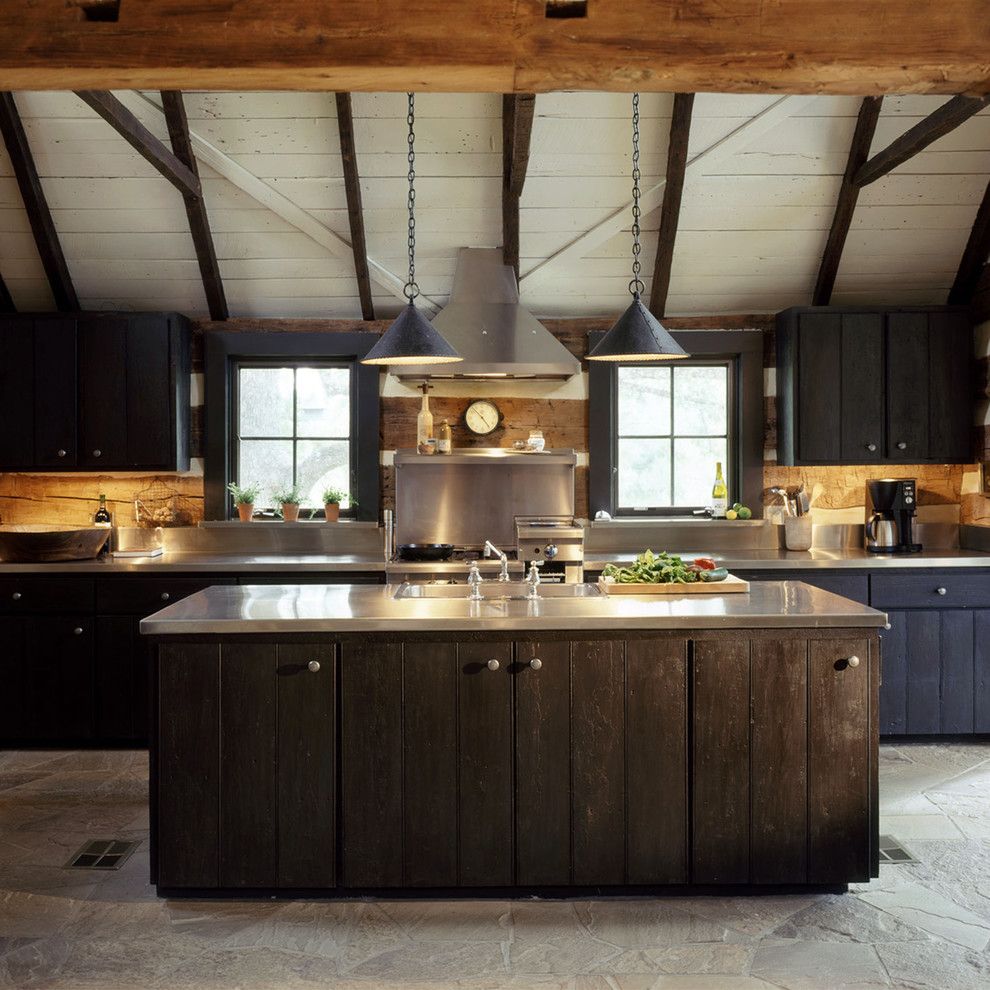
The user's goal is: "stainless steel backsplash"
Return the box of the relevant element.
[119,522,383,555]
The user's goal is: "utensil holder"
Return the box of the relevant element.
[784,516,813,551]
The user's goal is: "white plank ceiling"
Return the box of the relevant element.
[0,91,987,319]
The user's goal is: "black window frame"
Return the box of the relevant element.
[205,331,380,521]
[588,329,764,518]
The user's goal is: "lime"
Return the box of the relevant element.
[725,509,738,520]
[738,506,752,520]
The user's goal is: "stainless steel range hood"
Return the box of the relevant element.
[394,248,581,380]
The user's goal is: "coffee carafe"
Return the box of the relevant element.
[865,479,922,554]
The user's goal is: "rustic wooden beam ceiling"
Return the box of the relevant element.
[948,177,990,305]
[853,94,990,188]
[0,92,79,311]
[75,91,201,196]
[335,93,374,321]
[160,91,228,321]
[812,97,883,306]
[649,93,693,318]
[0,272,15,312]
[502,93,536,280]
[1,2,989,95]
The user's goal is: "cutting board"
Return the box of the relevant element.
[598,574,750,595]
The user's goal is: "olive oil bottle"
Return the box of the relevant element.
[711,462,728,518]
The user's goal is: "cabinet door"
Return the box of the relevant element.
[78,316,128,468]
[95,616,148,741]
[23,616,95,741]
[0,617,27,738]
[940,610,975,734]
[976,611,990,734]
[840,313,884,462]
[886,312,929,461]
[905,610,941,734]
[928,311,974,462]
[125,314,174,467]
[0,317,36,467]
[796,312,841,462]
[33,318,77,467]
[809,638,872,883]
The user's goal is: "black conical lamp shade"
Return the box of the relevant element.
[361,301,462,366]
[587,296,688,361]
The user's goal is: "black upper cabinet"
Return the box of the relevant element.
[0,312,190,472]
[777,306,973,466]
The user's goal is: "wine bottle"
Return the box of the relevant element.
[94,493,112,557]
[416,383,434,452]
[437,419,452,454]
[711,462,728,518]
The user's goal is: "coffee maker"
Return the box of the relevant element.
[865,479,922,554]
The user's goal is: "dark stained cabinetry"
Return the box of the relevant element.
[776,306,973,466]
[0,312,191,472]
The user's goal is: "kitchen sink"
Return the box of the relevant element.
[393,582,603,601]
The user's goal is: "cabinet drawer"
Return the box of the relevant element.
[0,577,95,614]
[97,577,232,615]
[871,572,990,609]
[733,571,869,605]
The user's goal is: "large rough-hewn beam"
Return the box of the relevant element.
[813,97,883,306]
[502,93,535,280]
[649,93,693,317]
[335,93,374,321]
[1,3,988,95]
[0,91,78,311]
[160,91,227,321]
[949,177,990,306]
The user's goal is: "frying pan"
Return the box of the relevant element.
[396,543,455,562]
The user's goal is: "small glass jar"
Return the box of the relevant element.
[528,429,545,452]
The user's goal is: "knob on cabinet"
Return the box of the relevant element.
[529,657,543,670]
[160,592,170,601]
[307,660,321,673]
[73,627,83,635]
[92,449,102,457]
[896,441,907,450]
[866,443,877,452]
[936,587,947,596]
[57,449,67,458]
[11,591,22,601]
[846,655,861,668]
[486,658,500,671]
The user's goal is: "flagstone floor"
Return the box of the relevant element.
[1,742,989,989]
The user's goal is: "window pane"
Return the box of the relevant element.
[617,438,671,507]
[617,366,671,436]
[239,368,293,438]
[673,366,728,436]
[297,367,350,438]
[238,440,294,507]
[297,440,350,507]
[673,437,727,506]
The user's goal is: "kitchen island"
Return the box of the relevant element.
[142,581,886,895]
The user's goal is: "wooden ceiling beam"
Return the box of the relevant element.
[335,93,374,321]
[75,90,201,197]
[0,272,15,313]
[948,176,990,305]
[0,92,79,311]
[502,93,535,280]
[160,91,227,321]
[812,96,883,306]
[2,3,989,95]
[649,93,693,318]
[853,94,990,187]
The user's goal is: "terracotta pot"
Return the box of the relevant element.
[236,502,254,522]
[281,502,301,523]
[324,502,340,522]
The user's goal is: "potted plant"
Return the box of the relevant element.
[227,482,261,522]
[272,485,304,523]
[321,487,354,522]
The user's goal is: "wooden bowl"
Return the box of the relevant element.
[0,525,111,563]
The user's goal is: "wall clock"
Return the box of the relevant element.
[464,399,501,436]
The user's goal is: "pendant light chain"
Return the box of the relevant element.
[629,92,644,299]
[404,92,420,302]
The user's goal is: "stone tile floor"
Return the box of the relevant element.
[0,743,988,989]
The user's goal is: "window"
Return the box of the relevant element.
[615,363,730,510]
[589,329,764,518]
[234,364,353,511]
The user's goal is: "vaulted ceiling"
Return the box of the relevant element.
[1,90,988,320]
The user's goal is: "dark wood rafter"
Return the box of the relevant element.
[649,92,694,317]
[0,271,15,312]
[812,96,883,306]
[948,176,990,305]
[502,93,536,280]
[335,93,374,321]
[75,90,201,197]
[0,91,79,311]
[854,94,990,188]
[160,91,228,321]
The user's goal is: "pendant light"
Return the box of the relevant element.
[362,93,462,366]
[587,94,688,362]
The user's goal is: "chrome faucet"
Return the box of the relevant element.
[467,561,484,601]
[525,560,543,599]
[484,540,510,582]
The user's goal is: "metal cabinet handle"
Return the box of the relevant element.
[73,627,83,636]
[92,449,102,457]
[486,659,500,671]
[896,441,907,450]
[57,449,67,458]
[846,655,860,668]
[160,592,170,601]
[11,592,22,601]
[529,657,543,670]
[307,660,321,673]
[866,443,877,452]
[884,623,891,630]
[936,587,947,596]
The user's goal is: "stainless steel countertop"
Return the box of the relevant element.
[140,581,886,635]
[0,553,387,574]
[583,548,990,570]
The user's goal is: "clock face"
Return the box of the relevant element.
[464,400,500,436]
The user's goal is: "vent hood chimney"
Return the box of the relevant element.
[394,248,581,380]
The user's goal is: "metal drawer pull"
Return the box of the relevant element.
[11,592,22,601]
[160,592,171,601]
[486,659,500,671]
[884,623,891,630]
[92,449,102,458]
[936,587,947,596]
[866,443,877,452]
[307,660,321,673]
[529,657,543,670]
[896,441,907,450]
[73,627,83,636]
[846,655,860,668]
[57,449,67,458]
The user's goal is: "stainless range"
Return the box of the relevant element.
[515,515,584,583]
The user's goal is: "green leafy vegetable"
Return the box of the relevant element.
[601,550,699,585]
